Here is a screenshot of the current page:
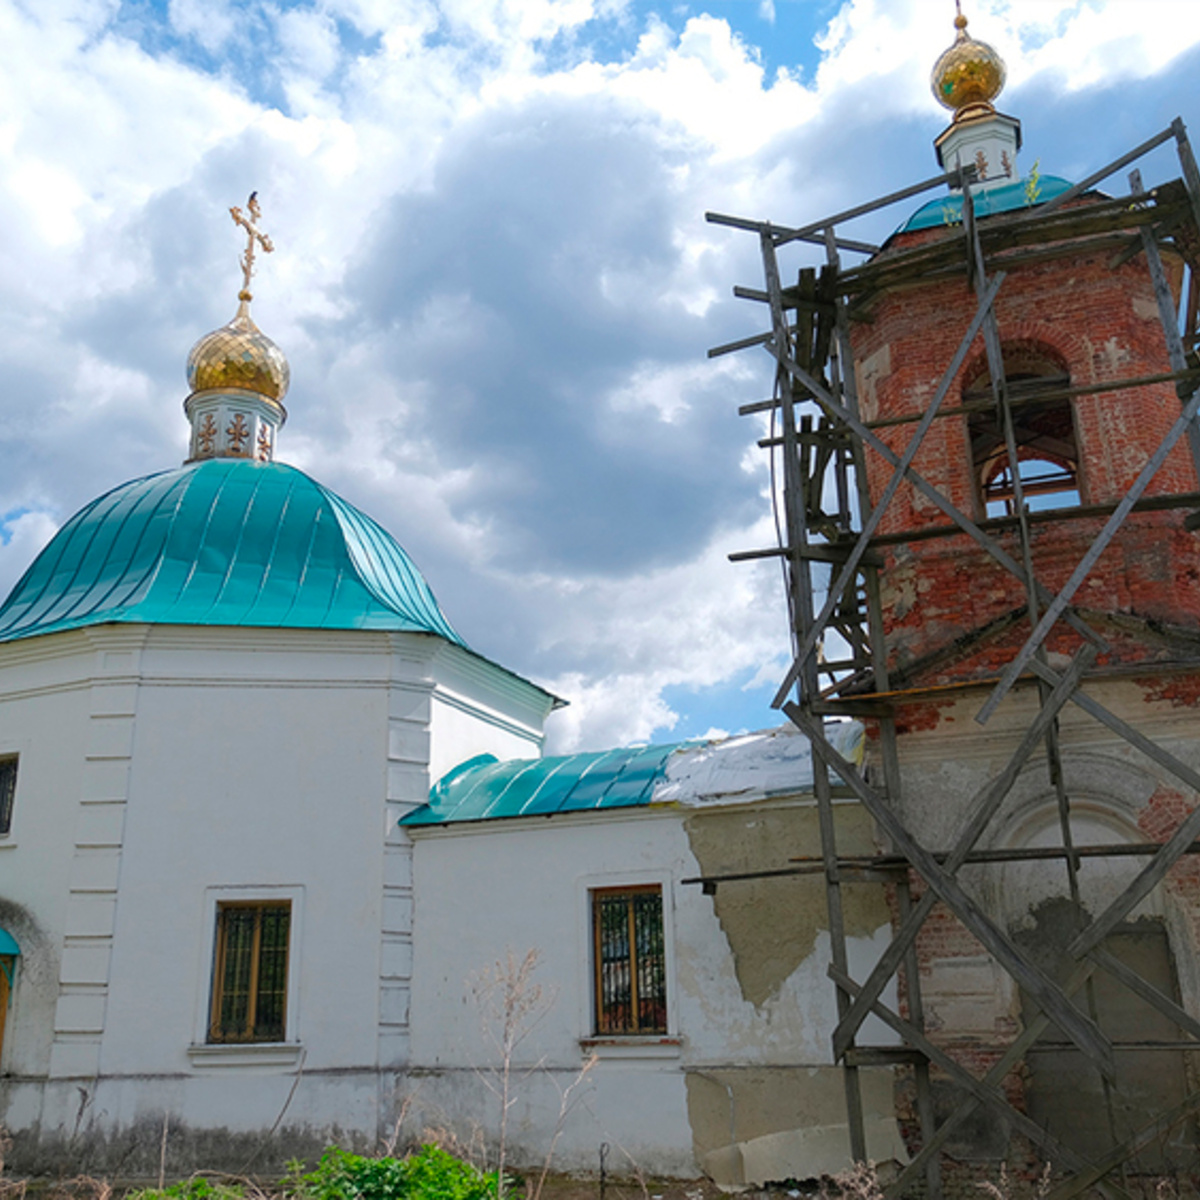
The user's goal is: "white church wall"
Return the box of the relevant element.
[427,642,552,786]
[0,622,557,1174]
[100,626,393,1082]
[0,631,99,1080]
[406,798,905,1183]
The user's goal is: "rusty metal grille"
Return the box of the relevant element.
[593,887,666,1035]
[209,902,290,1043]
[0,757,16,836]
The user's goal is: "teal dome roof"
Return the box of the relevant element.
[899,175,1074,232]
[0,459,465,646]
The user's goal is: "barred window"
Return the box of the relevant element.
[592,886,667,1036]
[0,757,16,837]
[208,902,290,1043]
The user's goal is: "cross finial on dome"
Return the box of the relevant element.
[182,195,289,465]
[230,191,274,305]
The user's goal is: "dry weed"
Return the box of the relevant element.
[0,1128,27,1200]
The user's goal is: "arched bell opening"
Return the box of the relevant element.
[964,341,1081,519]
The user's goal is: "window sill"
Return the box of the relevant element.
[187,1042,304,1070]
[580,1036,683,1060]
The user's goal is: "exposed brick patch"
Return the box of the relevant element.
[1138,670,1200,708]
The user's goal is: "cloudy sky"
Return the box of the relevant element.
[1,0,1198,753]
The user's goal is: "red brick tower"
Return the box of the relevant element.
[714,7,1200,1184]
[850,115,1198,689]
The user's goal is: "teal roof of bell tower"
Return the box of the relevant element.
[0,459,465,645]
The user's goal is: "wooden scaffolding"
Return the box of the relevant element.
[703,119,1200,1196]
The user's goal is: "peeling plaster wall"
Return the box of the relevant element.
[408,797,905,1185]
[683,803,886,1007]
[685,1068,906,1188]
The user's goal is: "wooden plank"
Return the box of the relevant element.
[976,381,1200,724]
[867,489,1200,548]
[733,284,837,314]
[706,167,975,250]
[1172,118,1200,252]
[886,961,1131,1200]
[1038,125,1175,215]
[773,234,870,1163]
[787,661,1115,1075]
[839,194,1184,295]
[771,274,1004,706]
[1088,945,1200,1043]
[828,965,1111,1176]
[765,342,1104,704]
[750,367,1200,423]
[708,328,773,358]
[1132,169,1200,476]
[897,879,942,1200]
[728,544,883,567]
[704,211,878,255]
[1022,658,1200,958]
[1043,1084,1200,1200]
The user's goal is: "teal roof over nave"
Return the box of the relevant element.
[402,743,685,826]
[0,458,464,645]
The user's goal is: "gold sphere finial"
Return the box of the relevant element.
[932,3,1006,119]
[185,194,290,406]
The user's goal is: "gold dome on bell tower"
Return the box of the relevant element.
[184,194,289,464]
[931,3,1007,123]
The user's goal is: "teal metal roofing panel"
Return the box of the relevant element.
[403,742,685,826]
[899,175,1074,232]
[0,459,465,645]
[0,928,18,955]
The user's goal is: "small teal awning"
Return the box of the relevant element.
[0,929,17,989]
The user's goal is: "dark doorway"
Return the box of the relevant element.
[1016,898,1198,1172]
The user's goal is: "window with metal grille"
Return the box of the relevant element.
[0,757,16,837]
[208,902,290,1043]
[592,886,667,1035]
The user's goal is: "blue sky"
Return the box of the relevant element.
[0,0,1198,751]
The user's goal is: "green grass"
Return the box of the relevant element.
[125,1146,499,1200]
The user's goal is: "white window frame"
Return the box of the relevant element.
[188,884,304,1068]
[576,870,680,1057]
[0,737,31,847]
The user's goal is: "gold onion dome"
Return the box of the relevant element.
[931,7,1006,120]
[186,301,290,404]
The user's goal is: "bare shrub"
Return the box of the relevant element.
[471,948,556,1195]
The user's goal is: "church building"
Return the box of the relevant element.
[3,12,1200,1192]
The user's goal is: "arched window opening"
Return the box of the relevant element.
[0,927,18,1068]
[965,344,1080,518]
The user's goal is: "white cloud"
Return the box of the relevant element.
[0,0,1196,752]
[0,511,60,601]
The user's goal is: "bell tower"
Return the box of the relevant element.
[852,12,1200,686]
[712,4,1200,1188]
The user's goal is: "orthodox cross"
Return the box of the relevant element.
[229,192,274,302]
